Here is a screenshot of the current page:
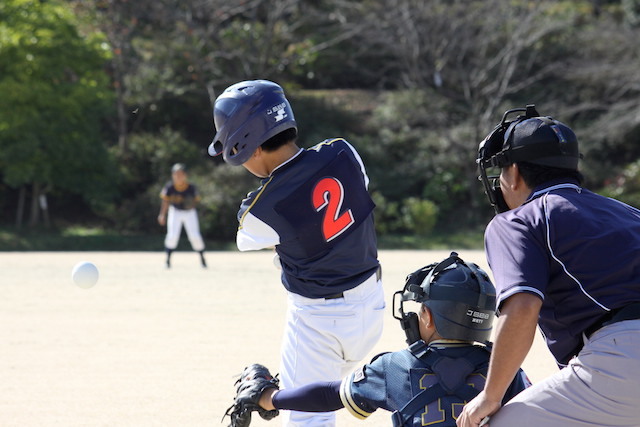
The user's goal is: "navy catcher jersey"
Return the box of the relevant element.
[485,179,640,365]
[340,341,529,426]
[161,182,200,210]
[236,138,379,298]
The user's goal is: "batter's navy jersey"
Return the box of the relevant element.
[485,179,640,365]
[236,138,379,298]
[161,182,200,210]
[339,342,529,426]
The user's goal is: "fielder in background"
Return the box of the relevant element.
[158,163,207,269]
[458,105,640,427]
[224,252,530,427]
[209,80,385,427]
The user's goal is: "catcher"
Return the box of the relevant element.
[224,253,530,427]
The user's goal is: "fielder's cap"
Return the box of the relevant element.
[171,163,186,173]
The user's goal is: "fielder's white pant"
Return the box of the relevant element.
[164,206,205,251]
[490,319,640,427]
[279,270,385,427]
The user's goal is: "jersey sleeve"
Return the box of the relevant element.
[160,182,170,199]
[485,213,548,309]
[339,356,389,420]
[236,212,280,251]
[235,182,281,251]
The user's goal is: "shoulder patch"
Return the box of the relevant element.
[353,366,366,383]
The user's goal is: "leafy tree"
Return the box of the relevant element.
[105,127,203,232]
[0,0,115,227]
[601,159,640,207]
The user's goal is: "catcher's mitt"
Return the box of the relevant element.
[223,364,280,427]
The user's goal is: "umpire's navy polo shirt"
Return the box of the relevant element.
[485,178,640,366]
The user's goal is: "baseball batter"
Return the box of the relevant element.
[224,253,530,427]
[209,80,385,426]
[158,163,207,268]
[458,106,640,426]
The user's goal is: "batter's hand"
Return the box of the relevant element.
[457,391,500,427]
[158,214,166,226]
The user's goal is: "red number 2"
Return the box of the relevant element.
[312,177,355,242]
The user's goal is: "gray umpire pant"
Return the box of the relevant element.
[490,319,640,426]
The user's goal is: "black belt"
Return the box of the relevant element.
[324,267,381,300]
[585,302,640,338]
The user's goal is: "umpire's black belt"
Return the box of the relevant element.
[585,302,640,338]
[324,267,382,300]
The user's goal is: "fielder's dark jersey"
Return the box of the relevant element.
[340,341,530,426]
[160,182,200,210]
[236,138,379,298]
[485,178,640,366]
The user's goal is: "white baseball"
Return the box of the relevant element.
[71,261,99,289]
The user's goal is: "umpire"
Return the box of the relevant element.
[458,105,640,426]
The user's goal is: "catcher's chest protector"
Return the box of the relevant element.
[390,342,489,427]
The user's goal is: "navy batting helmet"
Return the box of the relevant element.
[393,252,496,344]
[208,80,297,166]
[477,105,582,213]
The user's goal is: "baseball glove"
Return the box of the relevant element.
[223,363,280,427]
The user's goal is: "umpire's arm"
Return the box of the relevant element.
[457,292,542,427]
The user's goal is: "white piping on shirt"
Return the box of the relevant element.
[270,148,304,176]
[609,196,640,216]
[530,183,581,200]
[540,186,611,312]
[500,285,544,303]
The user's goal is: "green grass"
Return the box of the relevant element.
[0,226,235,251]
[377,227,485,250]
[0,225,484,251]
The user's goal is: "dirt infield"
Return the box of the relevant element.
[0,250,557,426]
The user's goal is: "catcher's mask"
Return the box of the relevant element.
[208,80,297,166]
[392,252,496,345]
[477,104,582,213]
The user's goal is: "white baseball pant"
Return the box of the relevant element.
[279,270,385,427]
[164,206,205,251]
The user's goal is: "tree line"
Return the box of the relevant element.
[1,0,639,244]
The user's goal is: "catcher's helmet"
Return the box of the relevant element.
[477,104,581,213]
[208,80,297,166]
[393,252,496,345]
